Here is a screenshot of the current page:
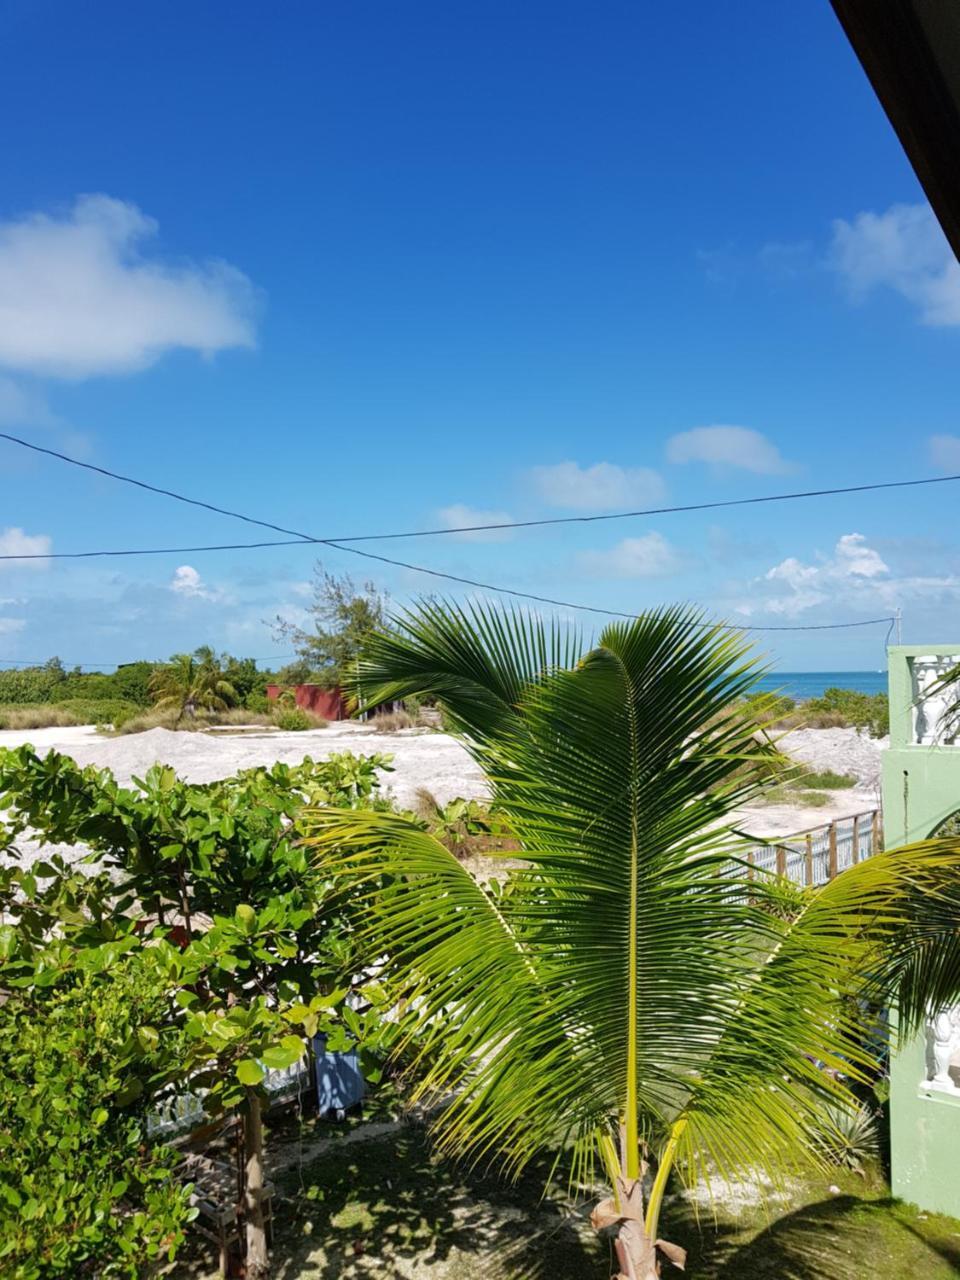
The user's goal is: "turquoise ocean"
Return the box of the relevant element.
[754,671,887,700]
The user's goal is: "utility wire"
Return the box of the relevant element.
[0,431,897,633]
[4,429,960,542]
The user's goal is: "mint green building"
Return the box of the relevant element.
[884,645,960,1216]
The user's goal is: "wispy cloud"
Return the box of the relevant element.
[435,503,514,542]
[529,461,664,511]
[829,202,960,326]
[665,425,793,475]
[577,532,682,579]
[0,194,257,379]
[929,434,960,471]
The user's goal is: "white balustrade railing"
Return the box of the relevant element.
[910,654,960,746]
[926,1005,960,1093]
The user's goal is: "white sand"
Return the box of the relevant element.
[0,721,884,857]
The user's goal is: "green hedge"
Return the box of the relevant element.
[0,955,193,1277]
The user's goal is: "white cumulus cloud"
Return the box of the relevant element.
[829,202,960,326]
[436,503,514,542]
[929,434,960,471]
[170,564,224,602]
[0,526,52,568]
[666,426,792,475]
[529,461,664,511]
[0,194,257,378]
[578,532,681,579]
[736,532,960,618]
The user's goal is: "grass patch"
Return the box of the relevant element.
[762,787,831,808]
[113,707,278,735]
[796,770,857,791]
[370,710,416,732]
[0,704,82,730]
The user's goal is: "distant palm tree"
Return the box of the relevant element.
[306,602,960,1279]
[149,647,238,723]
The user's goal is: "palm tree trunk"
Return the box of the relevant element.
[243,1089,270,1279]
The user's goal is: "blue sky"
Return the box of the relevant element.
[2,0,960,671]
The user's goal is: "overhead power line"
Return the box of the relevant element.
[0,431,897,633]
[4,429,960,542]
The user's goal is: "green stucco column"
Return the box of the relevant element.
[884,645,960,1216]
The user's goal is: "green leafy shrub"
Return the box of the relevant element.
[274,705,325,731]
[245,689,271,714]
[0,953,193,1277]
[0,748,400,1272]
[803,688,889,738]
[55,698,140,727]
[0,662,65,706]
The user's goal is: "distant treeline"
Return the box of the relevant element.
[0,654,286,725]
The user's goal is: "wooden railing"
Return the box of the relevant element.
[746,809,882,887]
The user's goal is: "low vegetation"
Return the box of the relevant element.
[745,687,889,737]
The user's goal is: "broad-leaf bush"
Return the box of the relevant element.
[0,949,193,1278]
[0,748,398,1275]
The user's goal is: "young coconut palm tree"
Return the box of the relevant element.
[149,647,238,723]
[305,602,960,1279]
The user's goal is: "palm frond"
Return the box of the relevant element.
[357,597,580,741]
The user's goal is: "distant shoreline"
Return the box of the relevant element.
[754,671,886,700]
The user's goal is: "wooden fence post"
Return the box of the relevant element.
[851,814,860,865]
[747,848,754,883]
[872,809,881,854]
[828,823,838,881]
[776,845,787,878]
[805,833,813,887]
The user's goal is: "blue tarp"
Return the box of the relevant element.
[313,1035,365,1115]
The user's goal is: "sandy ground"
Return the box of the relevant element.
[0,721,884,854]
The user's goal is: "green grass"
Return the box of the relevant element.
[796,771,857,791]
[175,1126,960,1280]
[763,787,832,809]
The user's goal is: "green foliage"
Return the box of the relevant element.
[309,599,960,1258]
[0,659,65,706]
[149,646,238,719]
[0,659,157,710]
[0,747,400,1271]
[245,689,271,714]
[804,688,889,737]
[274,706,315,731]
[0,950,193,1277]
[811,1100,880,1174]
[274,566,389,691]
[796,769,857,790]
[57,697,140,727]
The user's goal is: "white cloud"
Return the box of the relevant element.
[0,617,25,635]
[0,526,52,568]
[829,202,960,326]
[578,532,681,579]
[436,503,514,542]
[170,564,224,602]
[0,195,257,378]
[529,461,664,511]
[666,425,792,475]
[736,532,960,618]
[929,434,960,471]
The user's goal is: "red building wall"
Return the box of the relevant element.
[266,684,347,720]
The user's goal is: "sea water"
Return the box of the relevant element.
[754,671,887,701]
